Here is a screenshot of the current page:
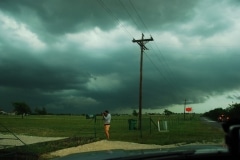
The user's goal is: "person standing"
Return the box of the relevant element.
[102,110,111,139]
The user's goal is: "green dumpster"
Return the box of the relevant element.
[128,119,137,130]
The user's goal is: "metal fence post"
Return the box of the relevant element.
[94,115,97,138]
[150,117,152,134]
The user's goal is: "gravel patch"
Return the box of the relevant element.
[45,140,225,158]
[46,140,177,158]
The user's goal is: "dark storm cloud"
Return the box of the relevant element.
[0,0,240,114]
[0,48,90,90]
[0,0,198,36]
[0,0,107,31]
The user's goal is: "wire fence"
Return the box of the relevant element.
[0,114,223,146]
[80,114,193,138]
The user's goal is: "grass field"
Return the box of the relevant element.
[0,113,225,145]
[0,114,226,159]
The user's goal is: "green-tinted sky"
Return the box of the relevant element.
[0,0,240,114]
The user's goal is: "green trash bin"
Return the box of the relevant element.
[128,119,137,130]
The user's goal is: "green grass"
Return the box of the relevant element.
[0,114,224,144]
[0,114,225,159]
[0,115,91,137]
[108,114,224,145]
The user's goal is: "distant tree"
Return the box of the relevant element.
[34,107,40,114]
[164,109,174,116]
[226,103,240,119]
[12,102,31,118]
[34,107,47,115]
[202,104,240,121]
[132,109,138,116]
[41,107,47,115]
[203,107,227,120]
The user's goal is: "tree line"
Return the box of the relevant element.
[12,102,47,118]
[203,103,240,120]
[11,102,239,120]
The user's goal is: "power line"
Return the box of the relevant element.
[120,0,182,104]
[118,0,139,28]
[98,0,182,106]
[99,0,172,83]
[98,0,178,86]
[144,51,169,82]
[129,0,151,35]
[127,0,178,86]
[123,0,182,98]
[97,0,134,38]
[144,50,182,105]
[148,42,179,85]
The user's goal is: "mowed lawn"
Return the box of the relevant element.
[0,114,225,145]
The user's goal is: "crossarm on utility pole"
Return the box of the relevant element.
[132,37,153,43]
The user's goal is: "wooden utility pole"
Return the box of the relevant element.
[184,99,186,120]
[132,33,153,137]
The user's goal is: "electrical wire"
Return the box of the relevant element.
[144,51,168,82]
[118,0,139,29]
[98,0,180,96]
[97,0,134,38]
[129,0,151,35]
[127,0,177,85]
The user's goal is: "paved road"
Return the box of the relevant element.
[0,134,66,149]
[201,117,223,130]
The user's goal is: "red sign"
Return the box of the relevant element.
[185,107,192,112]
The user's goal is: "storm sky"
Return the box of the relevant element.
[0,0,240,114]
